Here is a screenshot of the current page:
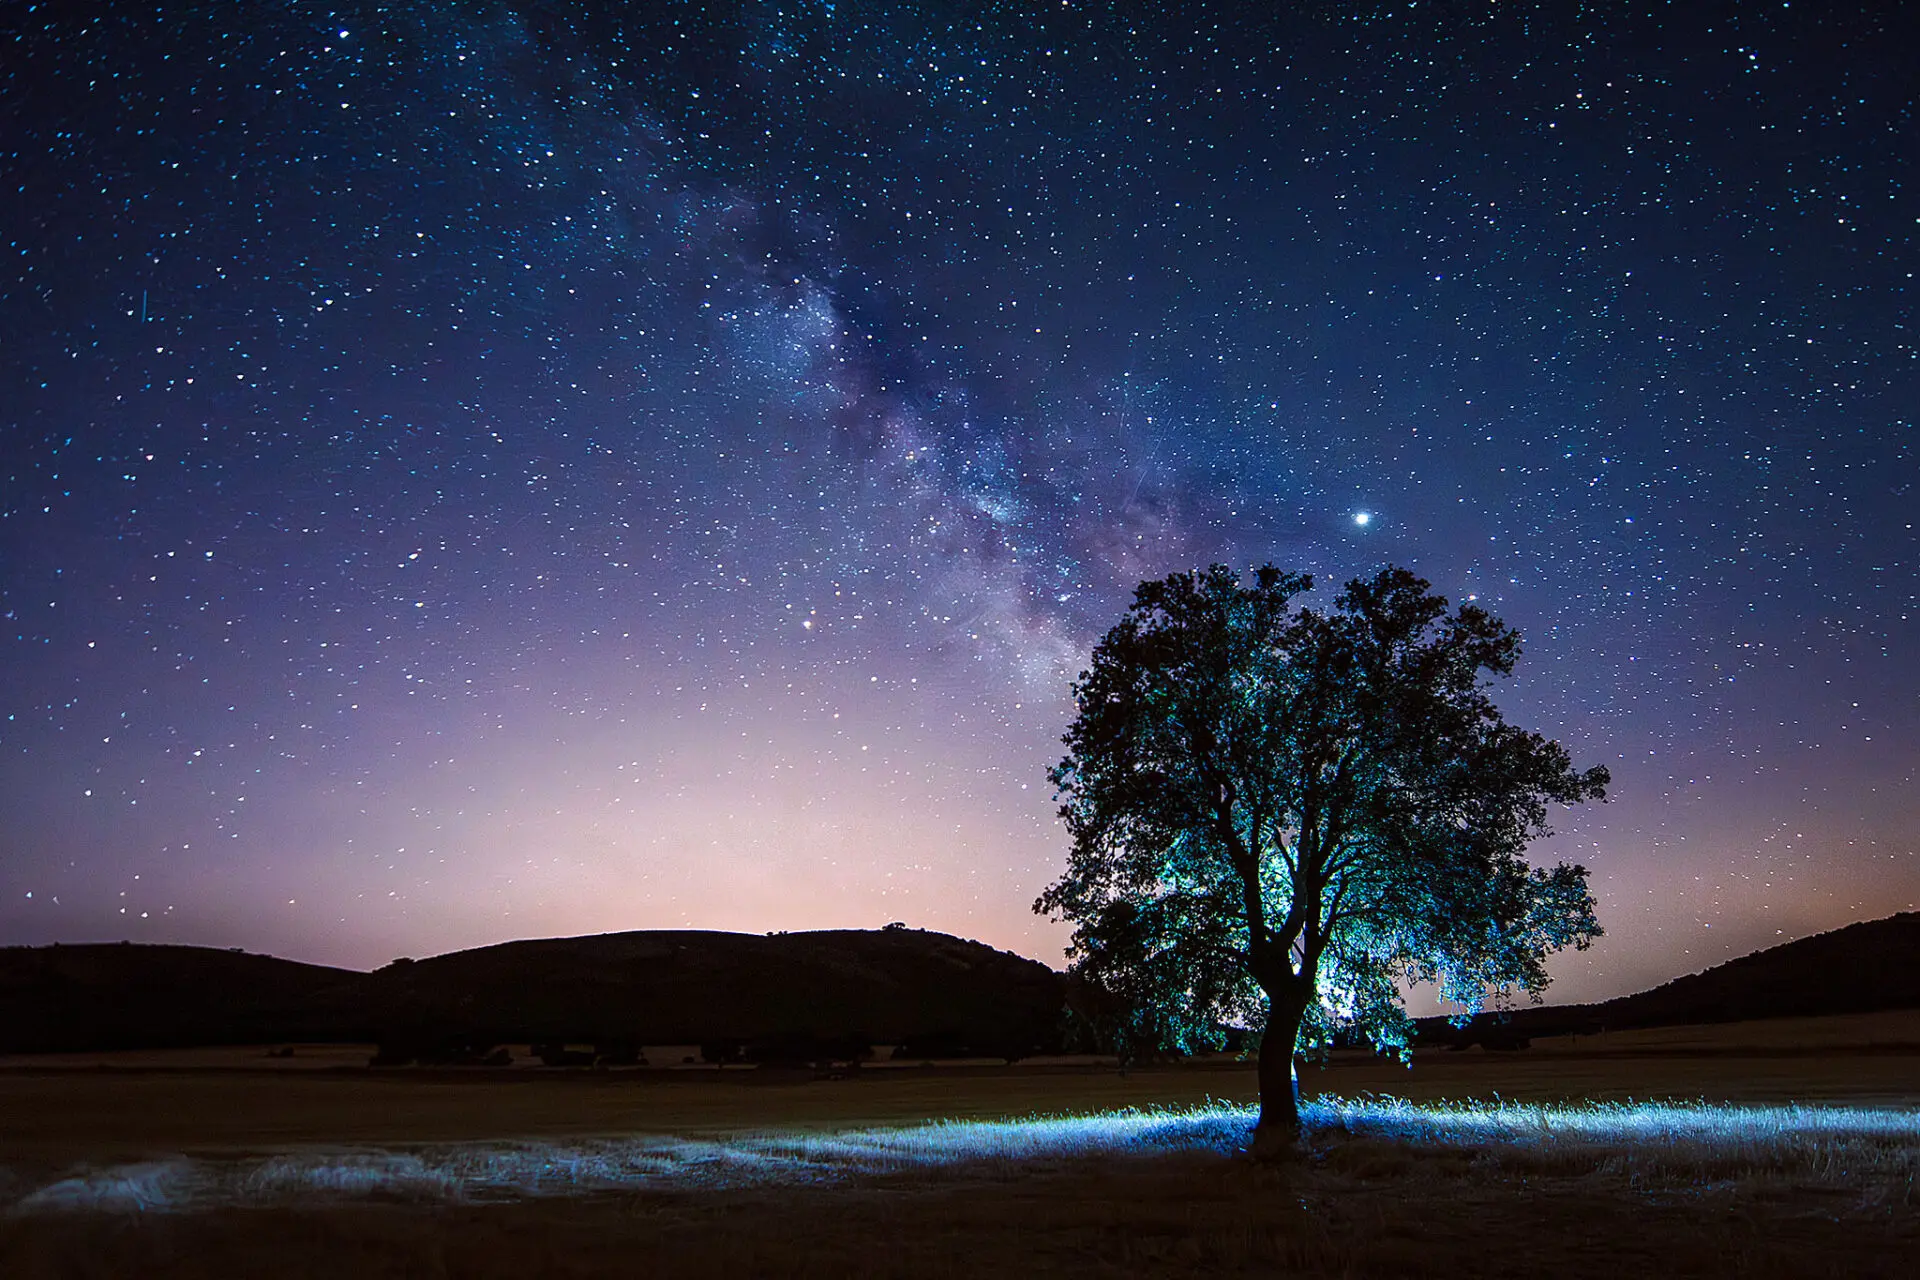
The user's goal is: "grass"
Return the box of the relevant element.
[4,1099,1918,1276]
[3,1019,1919,1276]
[1313,1095,1920,1185]
[8,1098,1919,1213]
[4,1106,1252,1212]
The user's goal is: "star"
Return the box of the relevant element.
[0,1,1908,1001]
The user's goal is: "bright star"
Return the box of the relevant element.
[1353,512,1371,526]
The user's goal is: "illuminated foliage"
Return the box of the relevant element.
[1036,565,1608,1145]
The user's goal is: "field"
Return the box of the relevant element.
[3,1011,1918,1277]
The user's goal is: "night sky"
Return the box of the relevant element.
[3,1,1914,1004]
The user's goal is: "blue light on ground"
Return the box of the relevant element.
[11,1100,1920,1214]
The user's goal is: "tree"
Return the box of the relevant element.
[1034,565,1608,1154]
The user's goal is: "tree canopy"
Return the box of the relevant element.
[1035,565,1608,1149]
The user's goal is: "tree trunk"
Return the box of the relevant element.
[1251,992,1308,1159]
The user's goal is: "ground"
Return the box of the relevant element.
[3,1011,1918,1277]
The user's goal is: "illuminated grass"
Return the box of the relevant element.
[10,1097,1920,1215]
[1310,1095,1920,1184]
[6,1106,1254,1213]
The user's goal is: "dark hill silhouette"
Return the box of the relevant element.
[361,927,1065,1061]
[0,943,366,1052]
[9,913,1917,1059]
[1419,911,1920,1047]
[0,927,1066,1059]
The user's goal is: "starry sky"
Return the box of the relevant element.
[3,1,1914,1004]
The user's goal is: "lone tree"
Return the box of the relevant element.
[1035,565,1607,1153]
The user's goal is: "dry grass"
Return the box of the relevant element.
[1521,1009,1920,1056]
[0,1059,1261,1166]
[1303,1034,1920,1109]
[3,1015,1918,1277]
[7,1098,1920,1209]
[4,1111,1916,1279]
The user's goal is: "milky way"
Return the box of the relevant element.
[3,1,1914,1002]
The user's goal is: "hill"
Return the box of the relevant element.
[10,912,1919,1059]
[0,927,1066,1059]
[1420,911,1920,1047]
[0,943,367,1052]
[361,926,1065,1060]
